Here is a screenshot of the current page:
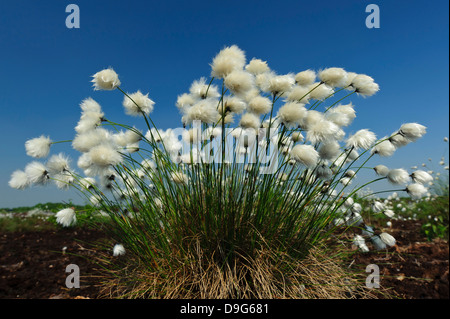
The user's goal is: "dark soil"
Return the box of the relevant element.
[349,219,449,299]
[0,219,448,299]
[0,227,106,299]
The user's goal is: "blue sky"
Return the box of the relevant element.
[0,0,448,208]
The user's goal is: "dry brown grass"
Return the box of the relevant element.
[92,239,379,299]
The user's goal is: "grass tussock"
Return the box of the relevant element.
[94,239,376,299]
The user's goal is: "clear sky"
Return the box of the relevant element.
[0,0,448,208]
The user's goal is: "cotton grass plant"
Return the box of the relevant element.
[10,45,429,298]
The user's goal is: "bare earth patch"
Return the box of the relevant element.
[0,219,448,299]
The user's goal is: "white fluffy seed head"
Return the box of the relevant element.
[350,74,379,96]
[184,99,220,125]
[25,161,49,185]
[308,82,334,101]
[289,144,319,168]
[286,85,311,103]
[411,170,433,184]
[210,45,246,78]
[47,153,71,175]
[80,98,102,113]
[123,90,155,116]
[171,171,189,184]
[371,138,396,157]
[374,164,389,176]
[91,68,121,90]
[222,96,247,114]
[113,244,126,256]
[239,113,261,130]
[56,208,76,227]
[399,123,427,141]
[379,232,396,247]
[9,170,30,190]
[387,168,410,184]
[295,70,316,86]
[189,77,220,100]
[277,102,307,128]
[245,58,270,75]
[72,129,110,153]
[25,136,52,158]
[266,74,295,95]
[346,129,377,150]
[247,95,272,115]
[306,119,341,144]
[318,67,348,88]
[318,140,341,160]
[224,69,254,95]
[406,183,428,199]
[88,144,122,167]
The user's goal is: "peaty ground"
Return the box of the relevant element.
[0,218,448,299]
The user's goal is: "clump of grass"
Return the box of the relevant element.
[94,238,376,299]
[9,45,432,298]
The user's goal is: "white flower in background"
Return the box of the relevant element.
[379,232,396,247]
[286,86,311,104]
[245,58,270,75]
[342,72,358,88]
[183,99,220,125]
[113,244,126,257]
[318,140,341,160]
[308,82,334,101]
[383,209,395,218]
[410,170,433,184]
[80,97,102,113]
[25,135,52,158]
[9,170,30,190]
[398,123,426,141]
[291,131,304,143]
[277,102,307,128]
[210,45,246,78]
[387,168,410,184]
[318,67,348,88]
[373,164,389,176]
[25,161,49,185]
[123,90,155,116]
[189,77,220,100]
[72,128,110,153]
[171,171,189,184]
[239,112,261,130]
[389,132,411,148]
[176,93,196,111]
[332,103,356,123]
[266,74,295,95]
[224,69,255,96]
[346,129,377,150]
[91,68,121,90]
[290,144,319,168]
[295,70,316,86]
[56,208,76,227]
[75,109,105,134]
[88,144,123,167]
[371,138,396,157]
[353,235,369,252]
[306,118,341,144]
[222,96,247,114]
[406,183,428,199]
[344,197,354,208]
[247,95,272,115]
[350,74,379,97]
[47,153,71,175]
[79,177,96,190]
[371,201,385,213]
